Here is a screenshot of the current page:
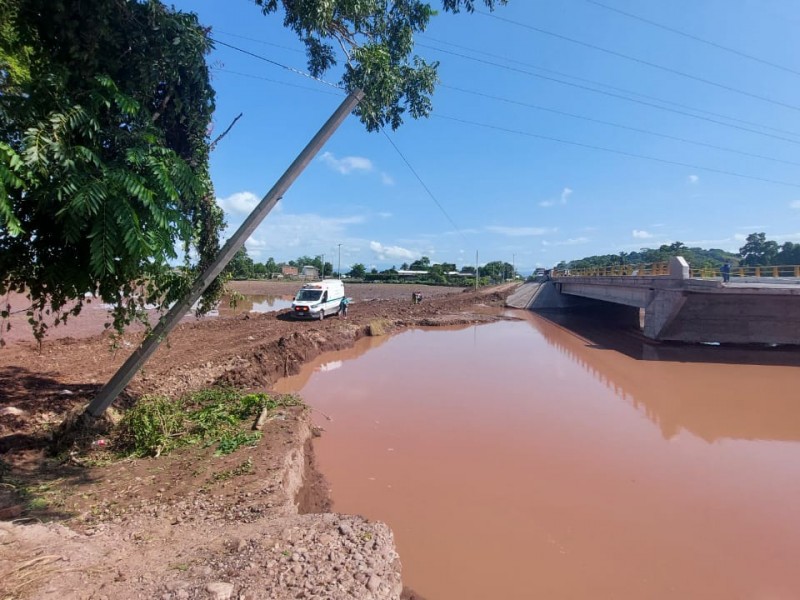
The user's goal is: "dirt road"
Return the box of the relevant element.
[0,281,518,600]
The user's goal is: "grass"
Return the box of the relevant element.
[211,457,255,482]
[114,388,302,458]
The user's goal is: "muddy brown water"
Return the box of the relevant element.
[274,310,800,600]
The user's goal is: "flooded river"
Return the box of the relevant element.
[275,310,800,600]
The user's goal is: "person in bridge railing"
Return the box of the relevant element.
[721,261,731,283]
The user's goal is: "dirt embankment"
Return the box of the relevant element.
[0,281,518,599]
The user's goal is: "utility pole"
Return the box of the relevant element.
[85,89,364,419]
[321,253,325,280]
[475,250,479,291]
[338,243,342,279]
[512,254,515,280]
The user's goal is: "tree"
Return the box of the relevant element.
[481,260,512,281]
[348,263,366,278]
[739,233,779,266]
[0,0,221,342]
[409,256,431,270]
[255,0,506,131]
[225,247,254,280]
[776,242,800,265]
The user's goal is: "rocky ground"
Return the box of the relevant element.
[0,280,518,599]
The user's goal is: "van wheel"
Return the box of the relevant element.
[318,310,324,321]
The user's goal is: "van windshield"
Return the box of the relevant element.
[295,289,322,302]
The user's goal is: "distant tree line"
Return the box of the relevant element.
[224,249,518,285]
[557,234,800,271]
[224,248,333,280]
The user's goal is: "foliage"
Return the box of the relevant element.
[480,260,514,281]
[409,256,431,270]
[115,387,303,457]
[254,0,506,131]
[560,242,740,271]
[348,263,367,278]
[115,395,187,458]
[0,0,222,343]
[739,232,779,266]
[225,246,255,279]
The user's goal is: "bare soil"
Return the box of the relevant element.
[0,281,518,599]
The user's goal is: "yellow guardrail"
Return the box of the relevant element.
[552,262,800,278]
[552,261,670,278]
[690,264,800,278]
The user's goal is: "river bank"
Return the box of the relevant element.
[0,281,518,599]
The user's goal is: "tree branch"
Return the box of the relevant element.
[209,113,243,151]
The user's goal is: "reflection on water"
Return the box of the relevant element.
[523,310,800,442]
[276,316,800,600]
[218,294,294,316]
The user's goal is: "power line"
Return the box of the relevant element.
[420,43,800,146]
[213,29,305,55]
[584,0,800,78]
[442,83,800,167]
[211,67,342,96]
[381,129,469,243]
[478,10,800,113]
[433,113,800,189]
[210,38,343,90]
[420,36,800,140]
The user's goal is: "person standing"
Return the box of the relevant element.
[340,296,350,318]
[721,262,731,283]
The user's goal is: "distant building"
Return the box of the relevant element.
[301,265,320,279]
[281,265,298,277]
[397,270,429,278]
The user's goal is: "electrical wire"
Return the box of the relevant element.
[381,129,469,243]
[211,67,343,96]
[210,38,344,90]
[213,29,305,55]
[420,35,800,140]
[420,43,800,146]
[208,37,468,241]
[584,0,800,78]
[433,113,800,189]
[441,83,800,167]
[478,10,800,113]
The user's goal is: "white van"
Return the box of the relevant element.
[291,279,345,320]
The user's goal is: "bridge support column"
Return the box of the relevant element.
[643,290,686,339]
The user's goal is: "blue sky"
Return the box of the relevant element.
[172,0,800,273]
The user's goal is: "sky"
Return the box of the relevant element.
[171,0,800,274]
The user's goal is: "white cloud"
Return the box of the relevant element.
[380,172,395,186]
[378,212,393,219]
[790,200,800,209]
[688,175,699,184]
[633,229,653,239]
[486,226,555,237]
[369,241,417,261]
[217,191,260,215]
[320,151,373,174]
[539,187,573,208]
[221,205,366,254]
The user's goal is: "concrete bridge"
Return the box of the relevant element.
[507,257,800,345]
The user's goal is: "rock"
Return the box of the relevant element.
[0,407,28,417]
[366,574,382,592]
[206,581,234,600]
[0,505,24,520]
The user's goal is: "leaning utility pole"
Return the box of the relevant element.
[85,89,364,418]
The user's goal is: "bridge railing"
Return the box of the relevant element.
[552,261,670,278]
[691,264,800,279]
